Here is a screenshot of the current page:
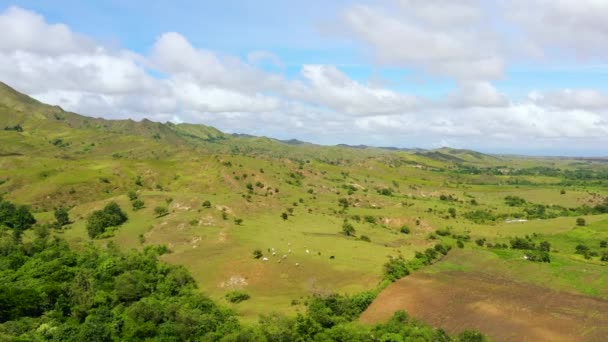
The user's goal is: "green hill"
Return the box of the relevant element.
[1,81,607,340]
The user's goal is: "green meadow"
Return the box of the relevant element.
[1,81,607,326]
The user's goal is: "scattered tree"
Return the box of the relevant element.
[154,206,169,218]
[54,207,70,226]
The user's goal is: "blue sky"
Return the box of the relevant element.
[0,1,607,155]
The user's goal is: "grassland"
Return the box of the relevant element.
[1,81,607,338]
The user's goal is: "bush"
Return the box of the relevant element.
[202,200,212,208]
[86,202,128,238]
[525,250,551,263]
[127,191,138,201]
[359,235,371,242]
[253,249,263,259]
[601,240,607,248]
[383,257,409,282]
[364,216,377,224]
[225,291,250,303]
[234,218,243,225]
[400,225,410,234]
[504,195,526,207]
[475,238,486,247]
[510,237,534,250]
[576,217,586,226]
[457,240,465,248]
[132,199,145,210]
[342,222,356,236]
[154,206,169,218]
[54,207,70,226]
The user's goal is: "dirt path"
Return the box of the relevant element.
[360,272,608,342]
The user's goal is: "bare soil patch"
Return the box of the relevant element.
[360,271,608,342]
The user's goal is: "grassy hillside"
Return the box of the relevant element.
[1,81,607,338]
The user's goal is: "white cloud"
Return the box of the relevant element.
[1,5,608,155]
[0,6,96,55]
[341,4,504,80]
[507,0,608,59]
[290,65,419,116]
[529,89,608,110]
[448,81,509,108]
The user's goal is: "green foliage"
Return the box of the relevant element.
[464,210,496,224]
[234,218,243,225]
[504,195,526,207]
[576,217,586,226]
[0,235,243,341]
[342,222,356,236]
[86,202,128,238]
[364,215,377,224]
[383,256,409,281]
[253,249,263,259]
[0,199,36,235]
[359,235,371,242]
[127,191,138,201]
[456,240,465,248]
[600,240,607,248]
[510,236,535,250]
[202,200,212,208]
[525,250,551,263]
[225,290,250,303]
[154,206,169,218]
[131,199,145,210]
[3,124,23,132]
[400,225,410,234]
[448,207,457,218]
[54,207,70,226]
[281,212,289,220]
[377,188,393,196]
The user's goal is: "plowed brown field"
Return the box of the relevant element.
[360,272,608,341]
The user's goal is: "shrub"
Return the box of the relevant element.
[86,202,128,238]
[383,256,409,281]
[576,217,586,226]
[504,195,526,207]
[127,191,138,201]
[202,200,212,208]
[600,240,607,248]
[154,206,169,218]
[359,235,371,242]
[364,216,377,224]
[448,207,456,218]
[132,199,145,210]
[475,238,486,247]
[234,218,243,225]
[510,237,534,250]
[225,291,250,303]
[342,222,356,236]
[54,207,70,226]
[435,228,450,236]
[400,225,410,234]
[525,250,551,263]
[457,240,465,248]
[253,249,263,259]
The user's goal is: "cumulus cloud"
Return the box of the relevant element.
[448,81,509,108]
[341,3,504,80]
[529,89,608,110]
[506,0,608,59]
[290,65,419,116]
[1,5,607,155]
